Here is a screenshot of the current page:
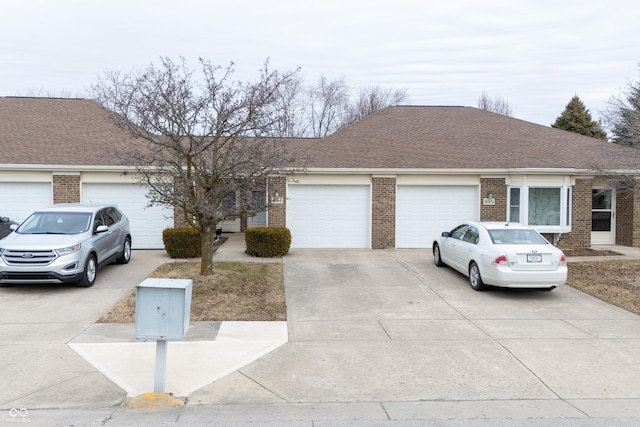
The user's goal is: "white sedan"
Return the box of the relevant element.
[432,221,567,291]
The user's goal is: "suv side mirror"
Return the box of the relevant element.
[95,225,109,234]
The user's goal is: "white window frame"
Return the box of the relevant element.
[507,185,572,233]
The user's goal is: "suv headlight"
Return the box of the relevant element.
[56,244,81,256]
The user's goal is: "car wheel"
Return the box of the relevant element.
[469,262,486,291]
[76,254,97,287]
[433,243,445,267]
[115,237,131,264]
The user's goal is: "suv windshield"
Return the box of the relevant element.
[488,229,549,245]
[17,212,92,235]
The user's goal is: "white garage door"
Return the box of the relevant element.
[0,182,52,223]
[83,183,173,249]
[287,185,370,248]
[397,186,478,248]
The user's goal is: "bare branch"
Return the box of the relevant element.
[90,57,302,275]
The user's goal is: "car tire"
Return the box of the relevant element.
[469,262,486,291]
[76,254,97,288]
[115,237,131,264]
[433,243,445,267]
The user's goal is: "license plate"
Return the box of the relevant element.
[527,254,542,263]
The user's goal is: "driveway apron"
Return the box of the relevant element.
[195,248,640,417]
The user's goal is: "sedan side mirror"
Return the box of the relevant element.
[441,232,451,237]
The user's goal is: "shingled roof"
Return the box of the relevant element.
[294,106,640,171]
[0,97,140,167]
[2,98,640,173]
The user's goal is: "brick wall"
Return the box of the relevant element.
[53,174,80,204]
[630,186,640,247]
[616,190,633,246]
[557,178,592,249]
[266,175,287,227]
[371,177,396,249]
[480,178,507,221]
[173,206,189,228]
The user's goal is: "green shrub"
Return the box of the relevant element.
[162,227,201,258]
[245,227,291,257]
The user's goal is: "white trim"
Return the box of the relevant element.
[52,171,80,176]
[0,164,139,172]
[287,174,372,185]
[397,175,481,185]
[0,171,52,182]
[294,167,586,175]
[591,187,616,245]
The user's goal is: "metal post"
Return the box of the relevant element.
[153,339,167,393]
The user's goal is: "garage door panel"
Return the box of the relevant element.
[287,185,370,249]
[397,186,478,248]
[83,184,173,249]
[0,183,52,223]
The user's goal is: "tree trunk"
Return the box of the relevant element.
[200,224,215,275]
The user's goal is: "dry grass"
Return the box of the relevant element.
[563,248,622,257]
[567,260,640,316]
[98,261,285,323]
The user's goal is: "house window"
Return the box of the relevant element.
[507,186,571,232]
[529,188,561,225]
[509,188,520,223]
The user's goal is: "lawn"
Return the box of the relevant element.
[566,259,640,316]
[99,261,286,323]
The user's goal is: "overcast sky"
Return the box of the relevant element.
[1,0,638,127]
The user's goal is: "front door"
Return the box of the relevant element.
[591,188,615,245]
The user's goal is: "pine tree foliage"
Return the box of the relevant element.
[551,95,607,140]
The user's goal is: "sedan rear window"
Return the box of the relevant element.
[18,212,92,235]
[488,229,549,245]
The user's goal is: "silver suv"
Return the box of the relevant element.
[0,204,131,287]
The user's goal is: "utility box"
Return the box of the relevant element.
[135,278,192,340]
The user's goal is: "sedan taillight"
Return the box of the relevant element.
[493,254,508,266]
[559,254,566,266]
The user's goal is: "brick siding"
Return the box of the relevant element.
[480,178,507,221]
[556,178,592,249]
[371,177,396,249]
[620,184,640,247]
[266,175,287,227]
[616,190,633,246]
[52,174,80,204]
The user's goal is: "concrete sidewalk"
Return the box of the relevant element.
[2,235,640,426]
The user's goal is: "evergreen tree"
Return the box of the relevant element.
[551,95,607,140]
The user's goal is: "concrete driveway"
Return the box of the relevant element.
[2,243,640,424]
[192,248,640,420]
[0,250,169,410]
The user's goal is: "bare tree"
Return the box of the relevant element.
[91,57,300,275]
[269,77,409,138]
[22,88,83,98]
[477,91,513,116]
[308,75,350,137]
[603,68,640,147]
[345,86,409,124]
[270,72,308,137]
